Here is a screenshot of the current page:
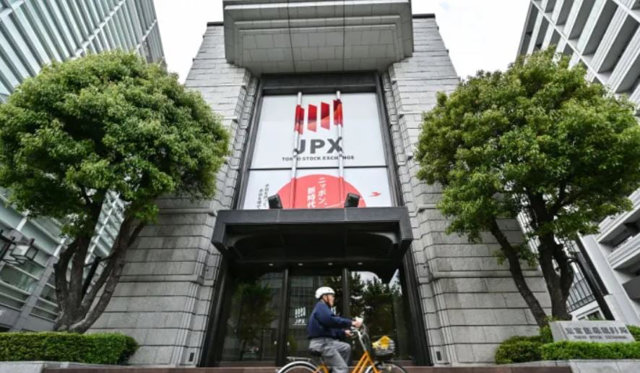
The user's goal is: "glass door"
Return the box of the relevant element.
[285,272,343,359]
[349,270,412,361]
[214,267,415,366]
[283,269,413,361]
[219,272,284,364]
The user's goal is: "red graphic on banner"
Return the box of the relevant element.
[321,102,330,129]
[308,104,317,132]
[295,101,344,133]
[294,105,305,134]
[277,175,366,209]
[334,99,343,126]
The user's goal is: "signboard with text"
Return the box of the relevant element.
[243,168,392,209]
[243,92,392,209]
[250,93,386,169]
[550,321,635,343]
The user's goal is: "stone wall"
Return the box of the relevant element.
[382,17,550,365]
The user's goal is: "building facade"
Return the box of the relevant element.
[518,0,640,324]
[91,0,550,367]
[0,0,163,331]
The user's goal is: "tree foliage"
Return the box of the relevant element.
[416,48,640,325]
[0,51,229,332]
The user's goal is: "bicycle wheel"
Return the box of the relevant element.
[278,360,326,373]
[364,362,408,373]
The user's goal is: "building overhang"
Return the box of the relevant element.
[623,275,640,300]
[222,0,414,75]
[212,207,413,279]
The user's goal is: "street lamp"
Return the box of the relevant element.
[0,229,37,266]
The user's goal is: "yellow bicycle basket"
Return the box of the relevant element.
[372,336,395,359]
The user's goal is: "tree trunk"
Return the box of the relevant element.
[489,219,549,327]
[53,203,102,331]
[53,235,91,331]
[553,241,575,318]
[538,234,573,320]
[53,210,145,333]
[526,193,574,321]
[67,217,145,333]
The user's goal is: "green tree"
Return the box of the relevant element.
[0,52,228,332]
[415,48,640,326]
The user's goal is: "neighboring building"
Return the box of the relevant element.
[90,0,550,367]
[0,0,163,332]
[518,0,640,324]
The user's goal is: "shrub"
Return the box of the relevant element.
[539,325,553,343]
[541,341,640,360]
[0,332,138,364]
[627,325,640,342]
[497,324,640,364]
[495,335,544,364]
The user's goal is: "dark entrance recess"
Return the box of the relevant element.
[199,207,430,367]
[211,207,412,276]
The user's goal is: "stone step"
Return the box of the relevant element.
[44,366,572,373]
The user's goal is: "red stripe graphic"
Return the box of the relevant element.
[307,104,317,132]
[321,102,330,129]
[295,105,304,134]
[333,99,343,126]
[296,101,341,133]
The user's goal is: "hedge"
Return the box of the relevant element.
[541,341,640,360]
[496,324,640,364]
[539,325,553,343]
[495,335,544,364]
[0,332,138,364]
[628,325,640,342]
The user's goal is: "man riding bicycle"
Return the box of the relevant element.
[307,286,363,373]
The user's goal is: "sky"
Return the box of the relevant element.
[153,0,531,82]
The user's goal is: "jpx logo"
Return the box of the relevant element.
[296,138,343,155]
[293,100,344,155]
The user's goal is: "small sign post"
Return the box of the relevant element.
[550,321,635,343]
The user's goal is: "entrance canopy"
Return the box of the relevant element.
[212,207,413,279]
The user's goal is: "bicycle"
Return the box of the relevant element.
[278,323,407,373]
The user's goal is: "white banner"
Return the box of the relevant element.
[250,93,387,169]
[243,168,392,209]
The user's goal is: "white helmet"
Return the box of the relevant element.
[315,286,335,299]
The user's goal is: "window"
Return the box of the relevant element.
[0,242,49,311]
[0,281,29,310]
[347,271,412,361]
[218,268,413,365]
[578,310,604,320]
[220,272,284,362]
[599,16,639,73]
[30,297,58,321]
[567,263,596,312]
[242,92,393,209]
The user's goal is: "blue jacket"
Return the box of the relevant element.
[307,300,352,339]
